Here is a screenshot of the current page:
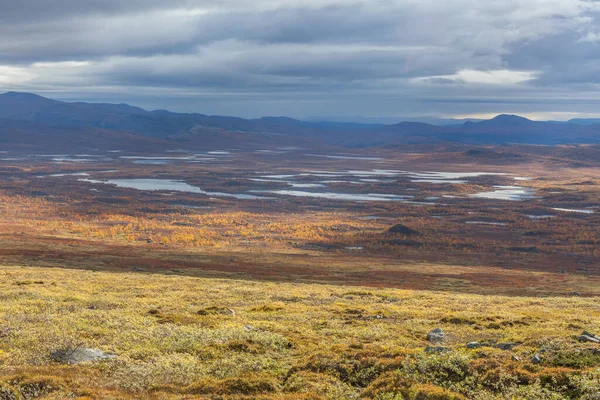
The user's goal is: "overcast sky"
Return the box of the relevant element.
[1,0,600,120]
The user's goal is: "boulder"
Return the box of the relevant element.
[427,328,446,344]
[466,342,481,349]
[51,348,115,364]
[530,353,542,364]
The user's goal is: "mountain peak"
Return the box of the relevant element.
[490,114,532,124]
[2,91,47,99]
[0,91,58,106]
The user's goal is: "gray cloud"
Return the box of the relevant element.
[1,0,600,118]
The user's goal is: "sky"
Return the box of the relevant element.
[1,0,600,120]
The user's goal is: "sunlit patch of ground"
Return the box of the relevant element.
[1,266,599,399]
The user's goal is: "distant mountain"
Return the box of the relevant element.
[1,92,600,151]
[306,115,484,126]
[475,114,534,127]
[568,118,600,126]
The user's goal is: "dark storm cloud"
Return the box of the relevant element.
[1,0,600,118]
[0,0,189,22]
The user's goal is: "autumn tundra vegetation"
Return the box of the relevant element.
[0,145,599,399]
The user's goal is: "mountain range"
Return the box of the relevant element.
[1,91,600,151]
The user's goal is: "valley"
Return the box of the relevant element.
[0,146,598,297]
[0,94,599,399]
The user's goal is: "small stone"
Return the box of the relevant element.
[494,342,517,351]
[427,328,446,344]
[425,346,451,354]
[466,342,481,349]
[579,335,599,343]
[512,355,521,361]
[531,353,542,364]
[583,330,600,339]
[579,331,600,343]
[51,348,116,365]
[572,292,581,297]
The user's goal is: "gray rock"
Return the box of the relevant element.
[494,342,517,350]
[425,346,451,354]
[512,355,521,361]
[531,353,542,364]
[580,331,600,343]
[51,348,116,364]
[579,335,600,343]
[466,342,481,349]
[427,328,446,344]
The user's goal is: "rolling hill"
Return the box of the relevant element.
[1,92,600,151]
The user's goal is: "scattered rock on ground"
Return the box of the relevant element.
[51,348,116,365]
[579,331,600,343]
[531,353,542,364]
[426,346,451,354]
[512,355,521,361]
[427,328,446,344]
[466,342,481,349]
[494,342,517,350]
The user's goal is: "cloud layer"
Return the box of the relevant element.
[1,0,600,118]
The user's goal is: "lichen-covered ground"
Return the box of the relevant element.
[0,266,599,399]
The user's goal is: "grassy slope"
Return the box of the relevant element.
[0,266,599,399]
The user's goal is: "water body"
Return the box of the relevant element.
[290,183,326,188]
[410,171,507,180]
[52,157,95,163]
[411,179,468,184]
[466,221,507,226]
[307,154,384,161]
[253,190,413,202]
[262,170,507,182]
[133,160,170,165]
[551,208,595,214]
[79,178,270,200]
[471,186,536,201]
[47,172,91,177]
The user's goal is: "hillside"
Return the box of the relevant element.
[2,92,600,151]
[1,265,599,399]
